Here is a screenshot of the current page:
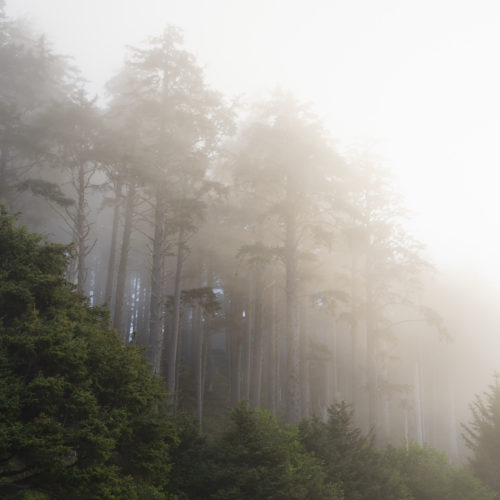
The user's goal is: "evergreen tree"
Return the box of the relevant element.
[463,376,500,495]
[299,403,408,500]
[0,10,75,210]
[0,209,176,499]
[384,442,495,500]
[116,26,232,379]
[197,402,343,499]
[231,93,344,422]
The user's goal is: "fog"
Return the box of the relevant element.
[4,0,500,462]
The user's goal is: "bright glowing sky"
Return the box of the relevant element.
[8,0,500,286]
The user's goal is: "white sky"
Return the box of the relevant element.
[8,0,500,287]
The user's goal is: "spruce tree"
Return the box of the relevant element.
[0,209,176,499]
[463,376,500,494]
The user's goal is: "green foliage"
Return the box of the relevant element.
[299,402,408,500]
[0,209,176,499]
[299,403,494,500]
[463,376,500,495]
[384,442,495,500]
[190,402,342,499]
[166,412,213,500]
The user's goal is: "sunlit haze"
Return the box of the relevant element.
[9,0,500,288]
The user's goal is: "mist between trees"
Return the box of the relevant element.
[2,2,498,470]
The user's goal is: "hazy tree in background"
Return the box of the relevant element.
[33,93,105,293]
[102,68,148,334]
[347,157,431,435]
[120,27,232,382]
[0,9,75,209]
[233,93,343,422]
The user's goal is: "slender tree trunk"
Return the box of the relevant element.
[250,262,264,408]
[449,380,459,460]
[75,163,87,293]
[202,320,211,397]
[350,252,360,411]
[229,295,242,407]
[131,274,141,335]
[324,361,332,420]
[332,323,339,402]
[149,190,166,375]
[268,277,278,416]
[104,180,122,306]
[242,275,253,401]
[300,297,311,419]
[404,408,409,450]
[202,324,214,395]
[149,62,170,374]
[137,277,149,346]
[382,358,391,443]
[193,304,205,431]
[414,361,424,445]
[365,257,378,432]
[173,307,185,406]
[413,330,425,445]
[0,139,10,203]
[285,178,301,423]
[167,227,185,402]
[242,312,252,401]
[366,317,377,431]
[113,181,136,336]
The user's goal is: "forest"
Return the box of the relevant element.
[2,1,500,498]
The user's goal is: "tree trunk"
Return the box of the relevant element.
[149,61,170,374]
[350,252,361,412]
[242,275,253,401]
[202,321,211,396]
[75,163,87,293]
[104,180,122,306]
[449,380,459,460]
[268,277,278,416]
[414,361,424,446]
[113,181,135,336]
[0,139,10,203]
[382,357,391,443]
[365,259,378,432]
[250,262,264,408]
[332,323,339,402]
[136,277,150,346]
[285,178,300,424]
[167,227,185,402]
[300,297,311,419]
[323,361,332,421]
[131,274,141,335]
[229,295,242,407]
[193,304,205,431]
[149,190,166,375]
